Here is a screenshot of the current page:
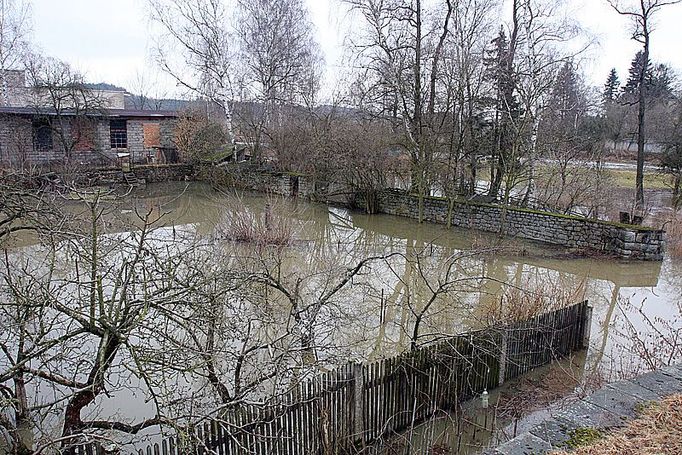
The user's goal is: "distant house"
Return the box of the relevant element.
[0,70,179,167]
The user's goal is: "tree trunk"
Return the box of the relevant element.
[61,333,120,446]
[635,29,649,210]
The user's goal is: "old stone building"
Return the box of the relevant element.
[0,70,179,167]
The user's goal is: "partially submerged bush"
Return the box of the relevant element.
[216,196,296,247]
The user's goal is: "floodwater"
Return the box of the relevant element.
[123,182,674,363]
[2,181,680,453]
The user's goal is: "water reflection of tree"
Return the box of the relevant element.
[2,184,633,454]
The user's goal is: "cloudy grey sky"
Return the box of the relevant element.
[31,0,682,99]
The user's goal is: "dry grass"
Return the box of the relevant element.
[482,276,586,325]
[662,214,682,258]
[551,394,682,455]
[217,196,296,247]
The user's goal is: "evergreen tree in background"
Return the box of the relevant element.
[483,27,519,198]
[550,61,583,124]
[622,51,674,101]
[602,68,620,104]
[647,63,675,100]
[541,61,590,152]
[623,51,651,98]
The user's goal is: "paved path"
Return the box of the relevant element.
[482,364,682,454]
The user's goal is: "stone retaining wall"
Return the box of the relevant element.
[372,190,664,260]
[49,164,664,261]
[194,164,316,199]
[60,164,194,187]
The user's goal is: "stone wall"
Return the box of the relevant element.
[372,190,664,260]
[159,119,177,149]
[60,164,194,187]
[0,116,40,164]
[194,164,316,198]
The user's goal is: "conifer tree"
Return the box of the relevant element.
[603,68,620,104]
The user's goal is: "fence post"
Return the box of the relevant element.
[352,362,365,446]
[498,327,508,386]
[581,302,593,349]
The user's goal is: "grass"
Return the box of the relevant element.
[564,428,604,449]
[475,163,671,191]
[551,394,682,455]
[607,169,672,191]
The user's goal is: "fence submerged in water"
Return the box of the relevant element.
[71,300,592,455]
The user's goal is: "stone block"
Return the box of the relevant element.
[621,231,636,242]
[528,417,581,448]
[605,379,660,401]
[585,387,638,419]
[495,432,552,455]
[554,400,627,429]
[630,371,682,398]
[660,364,682,381]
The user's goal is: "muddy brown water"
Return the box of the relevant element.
[3,181,679,452]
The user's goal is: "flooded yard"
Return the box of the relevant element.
[2,181,680,453]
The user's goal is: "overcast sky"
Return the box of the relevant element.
[31,0,682,100]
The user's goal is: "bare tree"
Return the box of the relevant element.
[127,69,169,110]
[148,0,236,145]
[0,168,64,245]
[607,0,682,210]
[23,55,107,162]
[534,61,611,215]
[174,106,228,163]
[440,0,497,198]
[0,0,31,106]
[661,98,682,206]
[236,0,322,163]
[343,0,454,221]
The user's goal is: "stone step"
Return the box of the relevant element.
[123,171,140,186]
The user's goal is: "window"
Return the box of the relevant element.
[32,119,53,151]
[110,119,127,149]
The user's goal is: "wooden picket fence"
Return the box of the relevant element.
[70,301,591,455]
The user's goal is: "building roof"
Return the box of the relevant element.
[0,106,179,118]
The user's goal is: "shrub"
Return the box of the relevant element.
[216,196,296,247]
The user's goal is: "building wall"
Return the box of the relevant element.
[0,116,33,165]
[1,70,125,109]
[0,116,177,166]
[123,119,177,163]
